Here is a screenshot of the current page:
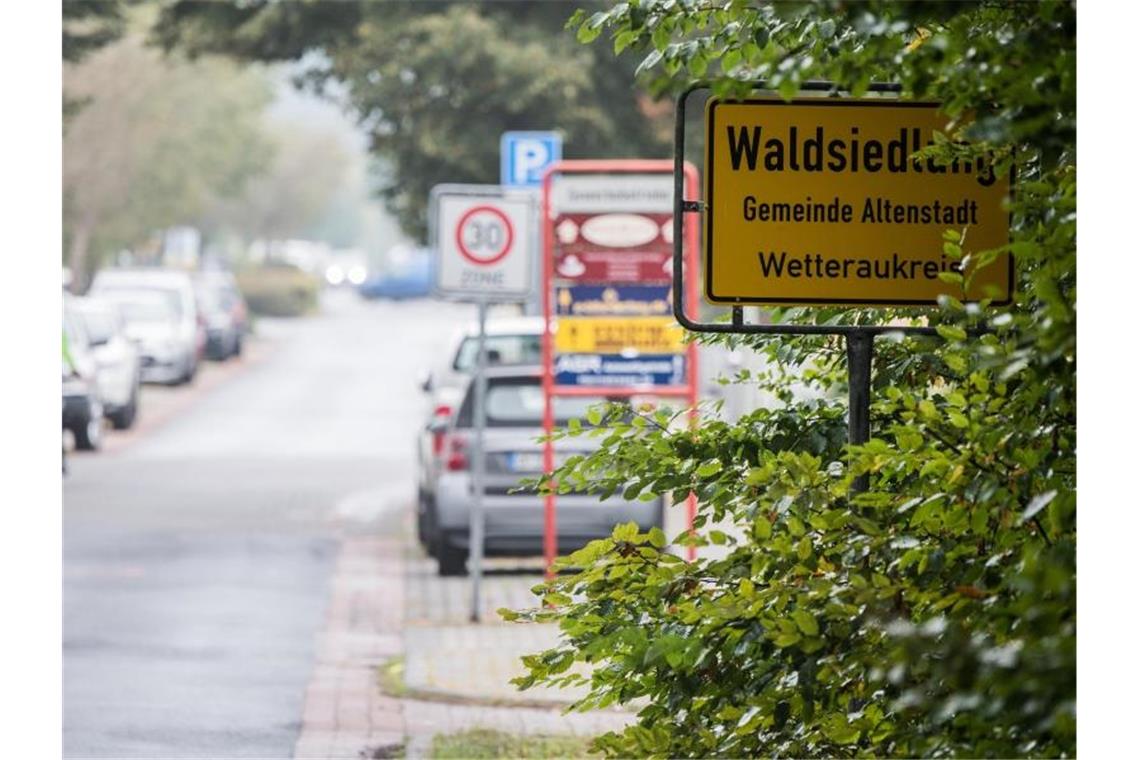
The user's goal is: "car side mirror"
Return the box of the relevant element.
[419,371,434,393]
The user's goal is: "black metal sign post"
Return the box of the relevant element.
[845,330,873,493]
[673,82,949,495]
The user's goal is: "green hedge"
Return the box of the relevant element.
[235,266,319,317]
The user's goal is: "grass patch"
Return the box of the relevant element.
[378,655,408,698]
[431,729,596,759]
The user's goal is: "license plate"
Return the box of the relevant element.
[508,452,546,472]
[506,452,580,472]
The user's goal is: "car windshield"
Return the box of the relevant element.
[457,379,608,427]
[108,296,174,324]
[453,334,541,372]
[100,286,184,318]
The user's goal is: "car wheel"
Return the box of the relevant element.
[424,508,440,559]
[182,357,197,385]
[436,534,468,577]
[74,400,103,451]
[417,489,438,550]
[109,384,138,430]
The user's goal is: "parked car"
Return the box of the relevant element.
[429,366,663,576]
[89,269,201,384]
[193,273,246,360]
[357,254,432,300]
[62,304,104,451]
[415,317,543,553]
[100,291,188,385]
[70,296,142,429]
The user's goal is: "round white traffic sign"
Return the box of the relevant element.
[456,205,514,265]
[433,190,533,300]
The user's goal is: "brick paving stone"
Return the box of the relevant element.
[294,535,406,759]
[400,541,637,754]
[403,623,587,704]
[295,518,638,760]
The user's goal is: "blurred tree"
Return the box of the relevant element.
[150,0,672,240]
[63,33,273,285]
[198,123,351,249]
[63,0,128,120]
[63,0,127,63]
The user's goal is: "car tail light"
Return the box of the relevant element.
[444,432,469,471]
[431,404,452,456]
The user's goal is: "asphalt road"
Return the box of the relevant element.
[64,290,471,759]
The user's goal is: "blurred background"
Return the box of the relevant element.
[60,2,775,757]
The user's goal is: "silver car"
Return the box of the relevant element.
[431,366,663,576]
[415,317,543,553]
[89,268,202,384]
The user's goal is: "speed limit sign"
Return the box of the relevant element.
[456,205,514,266]
[432,186,533,300]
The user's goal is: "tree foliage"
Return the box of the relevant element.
[63,0,128,64]
[150,0,673,240]
[197,121,351,247]
[504,2,1076,757]
[63,32,273,282]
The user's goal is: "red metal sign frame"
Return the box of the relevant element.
[541,159,702,575]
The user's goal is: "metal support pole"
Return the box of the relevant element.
[470,298,488,622]
[845,330,874,494]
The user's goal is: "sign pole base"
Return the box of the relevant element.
[470,298,488,623]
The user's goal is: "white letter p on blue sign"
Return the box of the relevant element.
[501,131,562,189]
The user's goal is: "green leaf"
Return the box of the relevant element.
[722,48,742,72]
[577,23,602,44]
[696,459,724,477]
[792,609,819,636]
[1020,490,1058,523]
[613,29,639,55]
[936,324,968,342]
[773,631,802,648]
[635,49,663,76]
[796,536,812,561]
[613,521,639,541]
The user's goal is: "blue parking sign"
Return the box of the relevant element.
[501,131,562,189]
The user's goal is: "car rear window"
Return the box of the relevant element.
[453,334,541,372]
[456,379,612,428]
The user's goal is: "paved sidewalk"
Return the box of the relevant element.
[400,550,634,757]
[294,523,635,759]
[294,535,405,759]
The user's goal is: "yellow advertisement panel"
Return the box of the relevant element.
[704,98,1011,305]
[555,317,686,354]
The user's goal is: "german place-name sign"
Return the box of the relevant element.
[704,98,1012,306]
